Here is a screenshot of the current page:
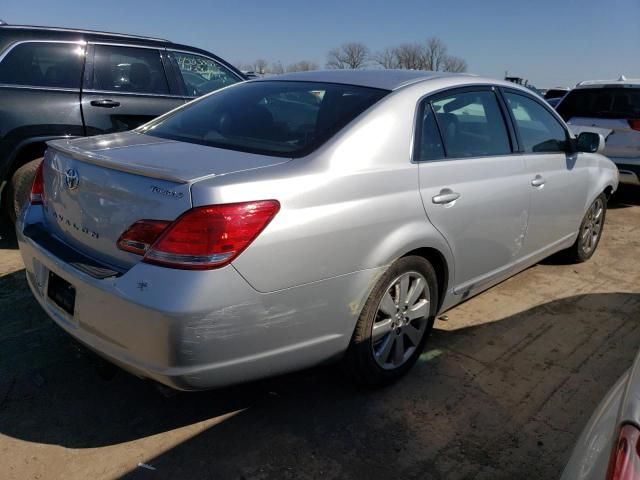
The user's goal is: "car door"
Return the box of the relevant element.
[417,86,531,297]
[501,89,589,258]
[0,40,86,171]
[81,43,185,135]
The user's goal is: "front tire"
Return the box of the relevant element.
[564,193,607,263]
[345,255,438,386]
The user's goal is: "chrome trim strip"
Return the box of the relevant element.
[0,83,79,92]
[82,89,184,99]
[89,41,163,51]
[0,39,86,63]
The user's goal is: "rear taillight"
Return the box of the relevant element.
[117,220,171,255]
[628,120,640,132]
[606,424,640,480]
[30,161,45,205]
[118,200,280,270]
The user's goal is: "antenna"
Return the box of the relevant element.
[618,74,627,81]
[0,19,7,26]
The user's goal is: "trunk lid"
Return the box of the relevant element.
[41,132,290,269]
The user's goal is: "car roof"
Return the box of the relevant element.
[253,69,476,91]
[0,23,169,43]
[575,75,640,89]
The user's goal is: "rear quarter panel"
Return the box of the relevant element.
[190,81,457,295]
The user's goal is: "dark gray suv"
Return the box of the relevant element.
[0,23,245,221]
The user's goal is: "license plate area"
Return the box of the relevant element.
[47,271,76,316]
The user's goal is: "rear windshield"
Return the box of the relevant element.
[140,81,389,157]
[557,87,640,121]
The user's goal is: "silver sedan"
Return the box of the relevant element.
[17,70,618,390]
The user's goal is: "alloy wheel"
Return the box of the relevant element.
[371,271,430,370]
[581,197,604,255]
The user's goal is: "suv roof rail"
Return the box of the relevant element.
[0,24,170,43]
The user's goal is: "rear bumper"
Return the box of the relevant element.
[610,157,640,186]
[17,209,378,390]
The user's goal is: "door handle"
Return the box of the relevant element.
[432,188,461,205]
[90,99,120,108]
[531,175,546,187]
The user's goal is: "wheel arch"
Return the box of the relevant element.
[0,136,77,212]
[401,247,450,313]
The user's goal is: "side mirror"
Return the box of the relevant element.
[576,131,605,154]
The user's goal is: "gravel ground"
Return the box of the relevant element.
[1,186,639,480]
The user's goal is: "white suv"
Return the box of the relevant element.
[557,76,640,185]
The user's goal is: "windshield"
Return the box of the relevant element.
[557,87,640,120]
[140,81,389,157]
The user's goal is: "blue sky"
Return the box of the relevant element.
[2,0,638,88]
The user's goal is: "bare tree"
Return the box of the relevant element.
[254,59,268,75]
[423,37,448,71]
[442,55,468,73]
[326,42,369,69]
[270,61,285,75]
[286,60,319,72]
[373,47,400,69]
[394,43,425,70]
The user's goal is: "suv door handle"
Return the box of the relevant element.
[432,188,461,205]
[90,99,120,108]
[531,175,546,187]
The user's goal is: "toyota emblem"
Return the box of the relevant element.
[65,168,79,190]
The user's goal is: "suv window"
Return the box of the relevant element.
[141,80,388,157]
[415,103,445,161]
[431,90,511,158]
[0,42,84,89]
[172,51,240,97]
[504,92,568,153]
[557,87,640,121]
[92,45,169,94]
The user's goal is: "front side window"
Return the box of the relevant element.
[140,81,388,157]
[92,45,169,95]
[0,42,84,88]
[504,92,568,153]
[431,90,512,158]
[172,51,240,97]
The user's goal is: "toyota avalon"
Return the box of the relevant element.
[17,70,618,390]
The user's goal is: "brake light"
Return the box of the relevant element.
[628,120,640,132]
[118,200,280,270]
[117,220,171,255]
[30,161,45,205]
[606,424,640,480]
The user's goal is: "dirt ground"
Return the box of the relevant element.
[1,187,639,480]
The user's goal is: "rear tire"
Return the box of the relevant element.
[563,193,607,263]
[345,255,438,386]
[6,158,42,223]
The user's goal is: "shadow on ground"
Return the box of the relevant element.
[1,286,638,479]
[0,217,17,249]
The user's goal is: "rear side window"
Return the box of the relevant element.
[504,92,568,153]
[172,51,240,97]
[92,45,169,94]
[557,87,640,121]
[431,90,511,158]
[0,42,84,88]
[141,81,389,157]
[414,103,445,161]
